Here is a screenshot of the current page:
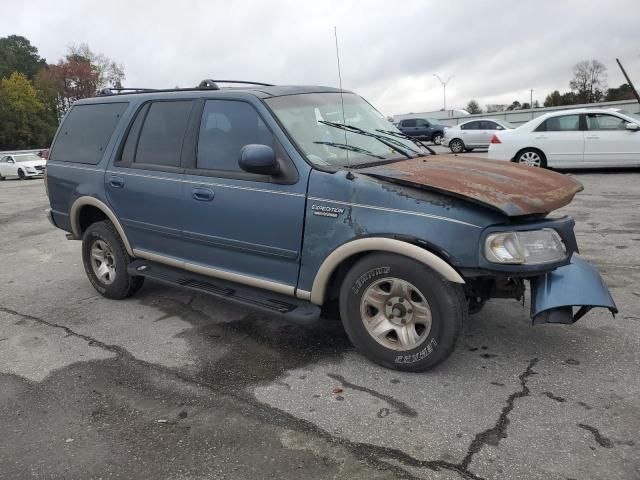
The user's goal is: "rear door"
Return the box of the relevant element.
[478,121,500,146]
[584,113,640,167]
[180,98,306,291]
[532,114,584,167]
[106,99,195,258]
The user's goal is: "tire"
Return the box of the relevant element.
[432,133,444,145]
[18,169,26,180]
[449,139,465,153]
[82,220,144,299]
[515,148,547,168]
[339,253,467,372]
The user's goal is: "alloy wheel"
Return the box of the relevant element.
[90,239,117,285]
[359,277,432,351]
[518,151,542,167]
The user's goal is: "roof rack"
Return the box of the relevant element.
[95,79,274,97]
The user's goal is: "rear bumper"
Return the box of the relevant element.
[487,144,512,161]
[530,254,617,324]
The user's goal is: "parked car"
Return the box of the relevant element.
[443,119,515,153]
[488,108,640,168]
[45,81,616,371]
[0,153,47,180]
[397,117,447,144]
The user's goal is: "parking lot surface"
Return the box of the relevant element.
[1,164,639,480]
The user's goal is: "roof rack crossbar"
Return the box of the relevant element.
[198,79,274,90]
[98,87,158,96]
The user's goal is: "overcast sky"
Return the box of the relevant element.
[3,0,639,115]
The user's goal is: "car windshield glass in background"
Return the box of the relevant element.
[427,118,440,125]
[15,154,42,162]
[500,121,516,129]
[266,93,422,168]
[621,111,640,123]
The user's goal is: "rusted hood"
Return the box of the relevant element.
[359,155,584,216]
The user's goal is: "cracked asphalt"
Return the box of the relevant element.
[1,162,639,479]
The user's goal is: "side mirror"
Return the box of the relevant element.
[239,144,279,175]
[626,123,639,132]
[496,126,504,130]
[7,159,14,164]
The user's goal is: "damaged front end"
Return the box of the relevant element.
[530,254,618,325]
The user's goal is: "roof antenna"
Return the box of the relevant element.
[334,26,352,173]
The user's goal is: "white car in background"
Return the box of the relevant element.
[443,119,515,153]
[488,108,640,168]
[0,153,47,180]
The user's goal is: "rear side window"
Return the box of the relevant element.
[462,121,480,130]
[134,101,194,167]
[50,102,128,164]
[196,100,273,172]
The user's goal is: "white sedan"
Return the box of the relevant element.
[443,119,514,153]
[488,108,640,168]
[0,153,47,180]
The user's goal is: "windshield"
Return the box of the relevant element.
[15,154,42,163]
[499,121,516,129]
[620,110,640,123]
[265,93,427,168]
[426,118,441,125]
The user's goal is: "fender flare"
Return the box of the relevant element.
[308,237,465,305]
[70,196,134,256]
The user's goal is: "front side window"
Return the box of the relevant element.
[197,100,273,172]
[401,119,416,127]
[586,114,627,131]
[266,93,425,168]
[415,119,430,127]
[134,100,193,167]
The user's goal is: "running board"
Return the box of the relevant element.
[127,259,320,323]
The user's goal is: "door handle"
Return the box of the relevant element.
[585,135,600,140]
[192,187,214,201]
[109,175,124,188]
[534,135,548,140]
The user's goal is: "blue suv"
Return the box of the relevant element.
[45,80,617,371]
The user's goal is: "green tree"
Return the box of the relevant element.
[605,83,635,102]
[0,72,53,149]
[506,100,522,111]
[466,100,482,114]
[0,35,45,80]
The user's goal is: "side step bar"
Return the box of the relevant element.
[127,259,321,323]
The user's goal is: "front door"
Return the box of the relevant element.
[180,99,306,292]
[106,99,195,258]
[584,113,640,166]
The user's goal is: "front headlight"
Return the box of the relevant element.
[484,229,566,264]
[25,167,36,173]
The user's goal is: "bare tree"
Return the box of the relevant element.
[569,60,607,103]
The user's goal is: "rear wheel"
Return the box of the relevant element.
[432,133,444,145]
[449,139,465,153]
[339,253,467,371]
[82,220,144,299]
[17,169,26,180]
[515,149,547,168]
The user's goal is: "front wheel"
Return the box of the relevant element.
[515,149,547,168]
[432,133,444,145]
[82,220,144,299]
[339,253,467,371]
[18,169,26,180]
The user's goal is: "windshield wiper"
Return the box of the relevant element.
[318,120,416,160]
[313,141,386,159]
[374,129,436,155]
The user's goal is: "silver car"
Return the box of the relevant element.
[443,119,515,153]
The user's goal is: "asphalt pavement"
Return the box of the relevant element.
[1,159,639,480]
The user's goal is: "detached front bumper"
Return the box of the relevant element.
[530,254,617,325]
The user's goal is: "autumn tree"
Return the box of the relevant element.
[0,73,54,149]
[466,100,482,114]
[0,35,46,80]
[569,60,607,103]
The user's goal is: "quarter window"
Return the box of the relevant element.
[134,101,193,167]
[196,100,273,172]
[586,114,627,131]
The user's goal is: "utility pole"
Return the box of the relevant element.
[616,58,640,105]
[433,74,454,111]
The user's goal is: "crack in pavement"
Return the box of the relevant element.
[0,305,540,480]
[327,373,418,417]
[577,423,613,449]
[460,358,539,470]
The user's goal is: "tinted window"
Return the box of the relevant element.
[50,102,128,164]
[197,100,273,172]
[120,103,150,164]
[480,121,498,130]
[134,101,193,167]
[586,114,627,130]
[401,119,416,127]
[415,119,429,127]
[462,121,480,130]
[537,114,581,132]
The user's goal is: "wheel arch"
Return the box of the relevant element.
[309,237,465,305]
[70,197,134,256]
